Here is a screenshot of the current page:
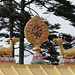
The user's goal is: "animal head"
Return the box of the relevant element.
[8,38,20,44]
[53,38,66,46]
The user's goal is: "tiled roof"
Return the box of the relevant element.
[0,64,75,75]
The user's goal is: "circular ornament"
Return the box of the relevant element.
[1,57,5,62]
[9,58,13,62]
[29,22,33,26]
[5,57,9,62]
[25,16,49,47]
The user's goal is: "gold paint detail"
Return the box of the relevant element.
[53,38,75,58]
[25,16,49,54]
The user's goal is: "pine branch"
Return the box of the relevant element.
[24,0,35,6]
[37,0,49,9]
[13,0,21,7]
[25,49,34,55]
[26,6,40,17]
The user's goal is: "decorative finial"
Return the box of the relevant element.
[25,16,49,65]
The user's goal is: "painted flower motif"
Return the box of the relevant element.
[44,35,47,38]
[9,58,13,62]
[40,40,41,42]
[29,22,33,26]
[41,23,44,26]
[34,40,36,42]
[35,18,38,22]
[5,57,9,62]
[28,35,30,38]
[1,57,5,62]
[45,29,47,31]
[27,28,29,31]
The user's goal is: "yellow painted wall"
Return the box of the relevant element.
[0,64,75,75]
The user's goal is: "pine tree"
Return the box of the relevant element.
[0,1,30,58]
[52,0,75,27]
[0,0,31,64]
[0,1,18,57]
[37,0,75,27]
[40,20,61,65]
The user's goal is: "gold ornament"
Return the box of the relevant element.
[25,16,49,54]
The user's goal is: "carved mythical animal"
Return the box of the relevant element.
[53,38,75,59]
[0,38,20,57]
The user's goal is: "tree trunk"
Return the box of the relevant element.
[19,25,24,64]
[9,0,14,57]
[10,18,14,57]
[19,0,25,64]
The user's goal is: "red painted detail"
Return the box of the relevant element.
[9,58,12,61]
[1,57,4,61]
[29,22,33,26]
[10,38,12,40]
[63,40,66,42]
